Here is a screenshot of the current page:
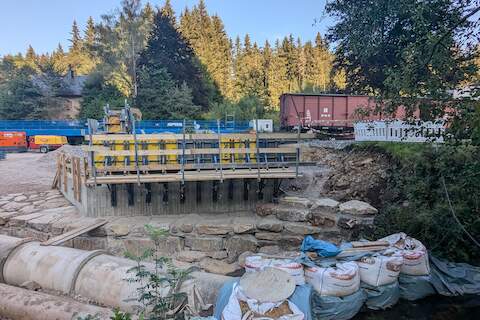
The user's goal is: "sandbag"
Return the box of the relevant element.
[380,233,430,276]
[245,256,305,286]
[221,283,304,320]
[356,253,403,287]
[310,289,366,320]
[361,281,400,310]
[398,274,436,301]
[214,279,313,320]
[304,262,360,297]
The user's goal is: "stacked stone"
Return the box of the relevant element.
[0,191,378,276]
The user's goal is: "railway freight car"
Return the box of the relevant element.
[280,93,410,133]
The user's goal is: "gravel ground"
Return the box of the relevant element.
[0,152,57,195]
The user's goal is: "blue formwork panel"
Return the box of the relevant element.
[0,120,252,137]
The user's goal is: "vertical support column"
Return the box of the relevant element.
[110,184,117,207]
[145,183,152,204]
[212,181,218,202]
[273,178,280,203]
[257,179,265,200]
[162,183,169,204]
[243,179,249,201]
[127,184,134,206]
[228,180,234,200]
[180,182,186,204]
[196,181,202,203]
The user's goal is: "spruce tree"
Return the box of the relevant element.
[70,20,82,52]
[137,8,216,113]
[84,17,96,47]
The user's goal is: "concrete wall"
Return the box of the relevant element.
[60,173,277,217]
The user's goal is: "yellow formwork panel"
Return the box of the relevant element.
[92,138,179,168]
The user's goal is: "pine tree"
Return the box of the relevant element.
[137,8,217,112]
[51,43,69,73]
[69,20,82,52]
[160,0,175,23]
[84,17,96,47]
[267,40,289,109]
[25,45,37,67]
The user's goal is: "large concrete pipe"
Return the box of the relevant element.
[0,235,34,283]
[74,254,164,313]
[0,235,231,314]
[3,241,104,294]
[0,283,113,320]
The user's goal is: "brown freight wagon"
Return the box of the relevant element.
[280,93,412,132]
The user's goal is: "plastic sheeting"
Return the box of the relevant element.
[300,236,342,258]
[310,289,366,320]
[361,282,400,310]
[398,274,436,301]
[429,255,480,296]
[213,279,312,320]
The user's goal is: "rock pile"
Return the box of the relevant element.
[297,145,390,206]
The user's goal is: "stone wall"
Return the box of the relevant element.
[0,190,377,276]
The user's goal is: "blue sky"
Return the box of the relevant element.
[0,0,332,56]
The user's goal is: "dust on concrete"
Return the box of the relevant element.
[0,153,56,195]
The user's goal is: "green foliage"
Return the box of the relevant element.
[80,72,127,119]
[0,61,44,119]
[357,142,480,264]
[206,95,268,121]
[137,6,220,111]
[326,0,479,118]
[136,66,200,120]
[125,224,192,320]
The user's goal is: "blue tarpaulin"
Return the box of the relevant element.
[300,236,342,257]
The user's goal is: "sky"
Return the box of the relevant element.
[0,0,333,56]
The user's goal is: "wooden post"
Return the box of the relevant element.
[181,119,186,184]
[87,119,97,186]
[63,154,68,193]
[255,118,261,182]
[132,116,141,185]
[217,119,223,182]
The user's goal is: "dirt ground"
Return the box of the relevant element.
[0,152,56,195]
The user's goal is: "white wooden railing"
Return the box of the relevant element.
[354,120,445,143]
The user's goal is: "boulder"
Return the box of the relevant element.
[255,232,282,241]
[284,223,322,235]
[256,218,283,232]
[185,236,224,252]
[255,203,276,217]
[196,223,233,235]
[339,200,378,215]
[311,198,339,211]
[108,224,130,237]
[206,251,228,260]
[232,218,256,234]
[278,196,312,209]
[258,245,281,255]
[176,251,208,263]
[225,235,258,263]
[275,207,310,222]
[199,258,240,275]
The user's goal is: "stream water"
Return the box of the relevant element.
[354,295,480,320]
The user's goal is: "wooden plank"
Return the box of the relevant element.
[351,241,389,248]
[90,161,302,173]
[41,219,107,246]
[85,168,298,185]
[85,132,315,142]
[83,146,297,156]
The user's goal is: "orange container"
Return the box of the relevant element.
[0,131,27,151]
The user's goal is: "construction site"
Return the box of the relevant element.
[0,101,479,320]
